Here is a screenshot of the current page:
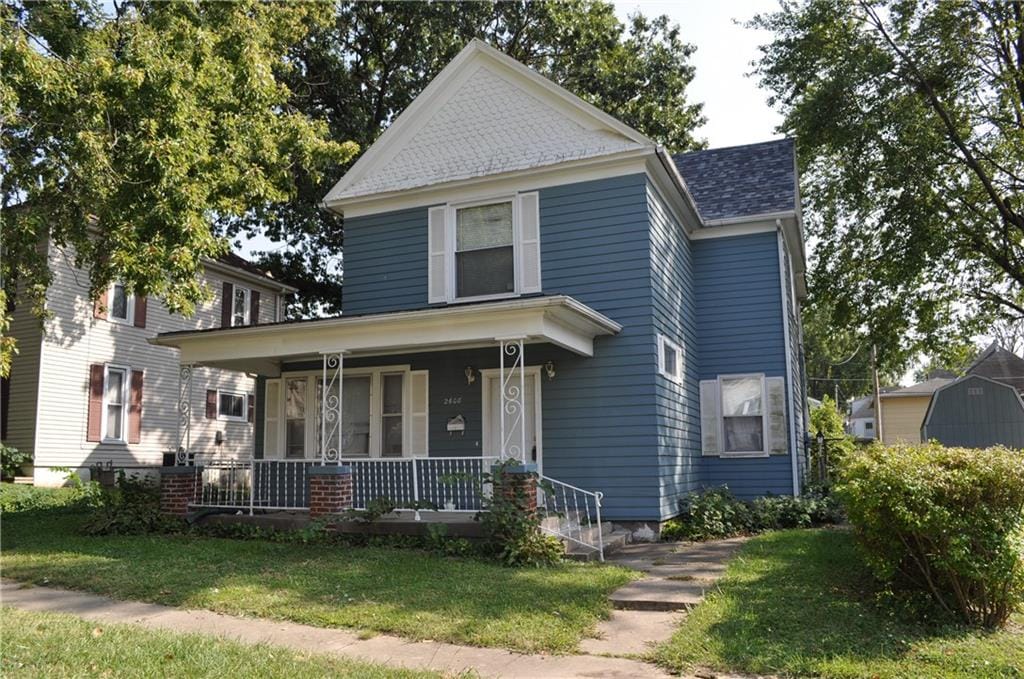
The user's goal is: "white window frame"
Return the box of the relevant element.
[231,286,252,327]
[101,364,131,443]
[447,196,520,303]
[718,373,769,458]
[657,334,684,383]
[217,390,248,422]
[107,283,134,326]
[274,365,412,459]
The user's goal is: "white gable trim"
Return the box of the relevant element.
[323,39,653,207]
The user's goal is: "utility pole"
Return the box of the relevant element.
[872,344,883,442]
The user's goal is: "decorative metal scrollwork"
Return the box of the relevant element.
[499,338,526,463]
[320,352,344,464]
[176,364,193,465]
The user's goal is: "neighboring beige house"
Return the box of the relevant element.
[878,378,953,444]
[2,240,295,486]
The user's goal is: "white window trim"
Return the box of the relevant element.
[101,364,131,443]
[446,195,520,304]
[231,286,252,327]
[217,390,248,422]
[107,283,134,326]
[657,334,684,384]
[276,365,412,459]
[718,373,769,458]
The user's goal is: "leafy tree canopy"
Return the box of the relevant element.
[0,0,357,374]
[223,0,706,315]
[752,0,1024,376]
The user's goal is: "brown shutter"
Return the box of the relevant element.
[250,290,260,326]
[133,296,147,328]
[247,393,255,423]
[221,282,233,327]
[93,293,108,320]
[206,389,217,419]
[128,370,143,444]
[86,364,104,442]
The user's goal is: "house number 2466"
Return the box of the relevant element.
[442,396,462,406]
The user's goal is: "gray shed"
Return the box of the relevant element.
[921,374,1024,448]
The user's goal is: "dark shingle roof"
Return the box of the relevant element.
[968,343,1024,393]
[672,138,797,222]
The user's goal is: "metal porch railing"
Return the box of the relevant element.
[537,475,605,561]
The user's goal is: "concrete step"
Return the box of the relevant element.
[563,528,630,562]
[609,577,713,611]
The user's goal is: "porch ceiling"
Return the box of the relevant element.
[150,295,621,374]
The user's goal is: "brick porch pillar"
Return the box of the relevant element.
[159,465,202,517]
[308,465,353,519]
[493,463,539,513]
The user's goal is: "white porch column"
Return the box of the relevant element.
[498,337,526,463]
[175,363,193,465]
[320,351,345,464]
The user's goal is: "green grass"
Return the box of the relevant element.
[0,507,637,654]
[0,608,443,678]
[652,529,1024,678]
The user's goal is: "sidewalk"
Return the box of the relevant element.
[1,579,671,679]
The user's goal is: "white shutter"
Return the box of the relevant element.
[428,206,448,303]
[517,192,542,294]
[766,376,788,454]
[263,379,282,458]
[699,379,721,456]
[410,370,429,455]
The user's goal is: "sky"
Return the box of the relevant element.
[614,0,784,148]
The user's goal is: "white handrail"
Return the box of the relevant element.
[538,474,605,561]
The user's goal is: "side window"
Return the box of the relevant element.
[217,391,247,422]
[720,375,765,454]
[103,366,128,441]
[108,283,134,324]
[657,334,683,383]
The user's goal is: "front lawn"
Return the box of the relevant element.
[652,529,1024,678]
[0,502,637,654]
[0,608,441,678]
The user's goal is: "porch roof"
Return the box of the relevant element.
[151,295,622,375]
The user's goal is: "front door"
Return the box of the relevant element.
[482,368,542,472]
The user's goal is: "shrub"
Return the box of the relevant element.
[0,483,102,513]
[0,443,31,479]
[662,486,844,541]
[81,472,175,535]
[472,460,564,567]
[837,442,1024,628]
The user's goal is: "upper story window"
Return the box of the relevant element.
[720,375,764,454]
[108,283,134,325]
[232,286,251,326]
[428,193,541,305]
[455,201,515,299]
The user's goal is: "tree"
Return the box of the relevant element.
[221,1,706,315]
[0,1,357,374]
[752,0,1024,372]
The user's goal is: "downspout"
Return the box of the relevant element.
[776,221,801,496]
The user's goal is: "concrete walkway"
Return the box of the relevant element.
[1,580,672,679]
[579,537,747,657]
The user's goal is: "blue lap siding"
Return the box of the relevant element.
[693,230,794,498]
[278,174,801,519]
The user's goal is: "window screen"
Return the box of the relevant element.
[110,284,129,321]
[219,392,245,420]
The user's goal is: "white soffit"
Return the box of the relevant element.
[323,40,652,206]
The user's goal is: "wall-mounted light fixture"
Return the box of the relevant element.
[544,361,556,381]
[464,365,476,384]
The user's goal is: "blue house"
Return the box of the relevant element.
[155,40,808,538]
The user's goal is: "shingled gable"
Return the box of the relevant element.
[321,39,655,207]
